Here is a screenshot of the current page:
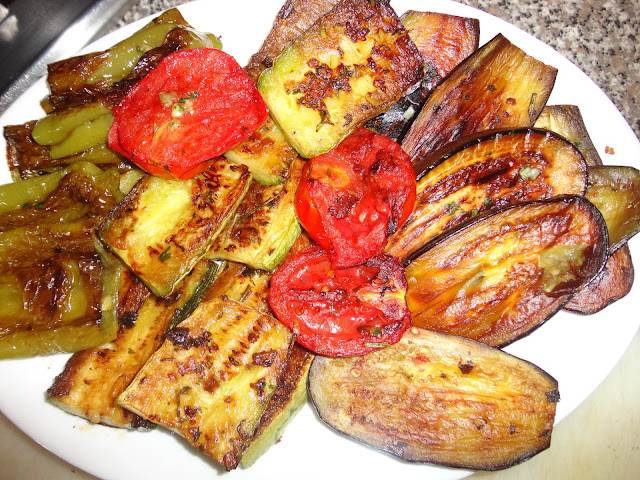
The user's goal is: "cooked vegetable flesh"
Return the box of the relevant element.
[98,159,250,297]
[308,327,559,470]
[402,11,480,82]
[565,243,634,314]
[117,297,293,471]
[405,197,609,347]
[207,158,303,271]
[534,104,603,167]
[268,247,411,356]
[386,129,587,261]
[47,259,217,428]
[0,163,121,358]
[365,11,479,141]
[224,116,300,186]
[401,34,557,165]
[258,0,423,157]
[296,127,416,267]
[201,261,271,314]
[583,165,640,252]
[532,105,637,313]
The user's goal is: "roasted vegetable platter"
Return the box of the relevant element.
[0,0,639,479]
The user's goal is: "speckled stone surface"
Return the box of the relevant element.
[117,0,640,140]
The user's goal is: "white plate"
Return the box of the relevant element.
[0,1,638,479]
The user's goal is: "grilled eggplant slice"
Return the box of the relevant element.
[565,243,634,314]
[241,344,314,468]
[244,0,341,81]
[98,159,250,297]
[365,11,480,141]
[309,326,559,470]
[405,197,609,347]
[401,34,557,165]
[258,0,423,157]
[47,259,217,429]
[224,116,299,186]
[386,129,587,261]
[0,163,121,358]
[583,165,640,252]
[208,158,303,271]
[534,105,603,166]
[117,297,294,471]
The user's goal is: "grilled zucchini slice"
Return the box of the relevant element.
[98,159,251,297]
[47,259,217,429]
[309,326,559,470]
[258,0,423,157]
[117,297,294,471]
[224,116,299,186]
[208,158,303,271]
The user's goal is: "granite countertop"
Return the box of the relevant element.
[0,1,638,479]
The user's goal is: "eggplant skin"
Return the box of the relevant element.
[405,196,609,347]
[308,327,559,470]
[565,243,634,315]
[386,128,588,262]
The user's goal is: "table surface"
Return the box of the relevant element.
[1,1,639,479]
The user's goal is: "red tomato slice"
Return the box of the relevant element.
[109,48,268,179]
[295,127,416,268]
[268,247,411,357]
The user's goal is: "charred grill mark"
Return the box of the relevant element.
[546,389,561,403]
[165,327,212,350]
[203,374,219,394]
[344,20,370,42]
[252,349,279,367]
[250,378,267,401]
[458,360,474,374]
[184,405,199,419]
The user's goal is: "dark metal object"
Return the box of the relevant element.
[0,0,137,115]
